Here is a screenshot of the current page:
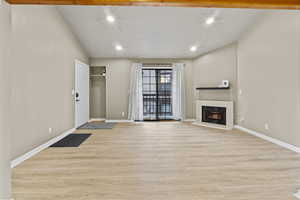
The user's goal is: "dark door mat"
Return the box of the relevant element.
[50,134,91,147]
[77,122,116,130]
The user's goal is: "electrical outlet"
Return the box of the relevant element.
[122,112,125,117]
[264,123,269,130]
[48,128,53,133]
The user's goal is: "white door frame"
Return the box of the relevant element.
[75,59,90,128]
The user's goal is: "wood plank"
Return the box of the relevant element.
[6,0,300,9]
[12,122,300,199]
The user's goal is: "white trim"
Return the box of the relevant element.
[89,118,106,122]
[105,120,134,123]
[11,127,75,168]
[196,100,234,130]
[183,119,196,122]
[234,125,300,154]
[75,59,88,67]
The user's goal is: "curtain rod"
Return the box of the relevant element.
[142,63,172,66]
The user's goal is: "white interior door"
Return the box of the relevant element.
[75,60,90,128]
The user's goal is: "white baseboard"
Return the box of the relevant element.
[105,120,134,123]
[234,125,300,154]
[89,118,105,122]
[11,127,75,168]
[183,119,196,122]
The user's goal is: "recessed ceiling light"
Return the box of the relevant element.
[106,15,115,23]
[190,46,197,52]
[206,17,215,25]
[115,45,123,51]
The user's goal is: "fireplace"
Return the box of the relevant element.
[202,106,226,125]
[194,100,233,130]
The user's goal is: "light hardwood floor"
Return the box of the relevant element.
[12,122,300,200]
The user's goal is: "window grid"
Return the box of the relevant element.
[142,69,173,121]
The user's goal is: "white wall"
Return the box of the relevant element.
[90,58,194,120]
[192,43,238,120]
[190,11,300,148]
[0,1,12,199]
[8,7,297,154]
[237,11,300,147]
[10,6,88,159]
[90,59,132,120]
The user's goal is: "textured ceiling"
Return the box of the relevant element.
[57,6,263,59]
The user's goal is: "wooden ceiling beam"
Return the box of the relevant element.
[6,0,300,10]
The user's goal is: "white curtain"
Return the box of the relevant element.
[172,63,186,120]
[128,63,143,121]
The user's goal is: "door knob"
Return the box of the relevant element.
[75,92,80,102]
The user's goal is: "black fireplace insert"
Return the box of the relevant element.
[202,106,226,125]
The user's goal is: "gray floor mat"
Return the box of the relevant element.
[77,122,116,129]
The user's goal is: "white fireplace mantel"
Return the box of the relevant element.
[193,100,233,130]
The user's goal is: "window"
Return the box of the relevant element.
[142,68,173,120]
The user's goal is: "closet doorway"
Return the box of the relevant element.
[142,67,173,121]
[90,66,106,120]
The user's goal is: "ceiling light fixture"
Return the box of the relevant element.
[115,45,123,51]
[106,15,115,23]
[206,17,215,25]
[190,46,197,52]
